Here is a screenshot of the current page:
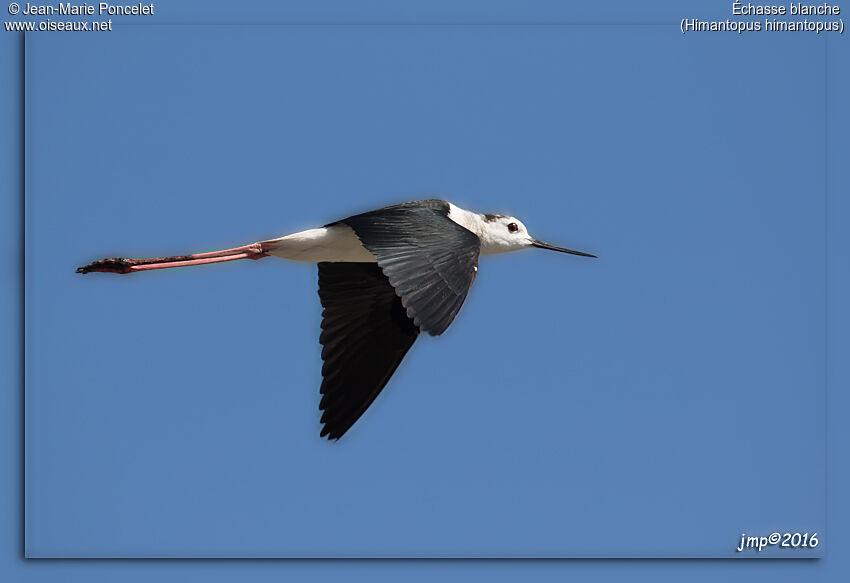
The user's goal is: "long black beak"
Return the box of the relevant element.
[531,240,597,258]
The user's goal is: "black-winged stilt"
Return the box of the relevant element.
[77,200,596,439]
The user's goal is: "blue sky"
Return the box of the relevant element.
[3,1,849,581]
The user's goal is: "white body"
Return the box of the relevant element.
[265,225,375,263]
[265,203,532,263]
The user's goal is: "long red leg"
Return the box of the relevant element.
[76,242,273,274]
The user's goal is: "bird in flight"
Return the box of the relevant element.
[77,200,596,439]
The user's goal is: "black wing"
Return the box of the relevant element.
[317,262,419,439]
[338,200,481,336]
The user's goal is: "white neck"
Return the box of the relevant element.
[447,203,521,255]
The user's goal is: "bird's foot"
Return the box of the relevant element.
[76,257,134,274]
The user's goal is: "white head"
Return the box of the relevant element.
[477,213,597,258]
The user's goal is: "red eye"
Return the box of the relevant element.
[507,223,519,233]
